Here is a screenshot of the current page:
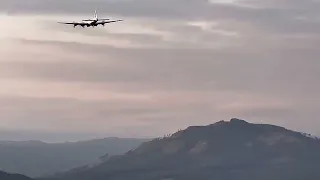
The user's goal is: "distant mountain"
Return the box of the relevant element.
[45,118,320,180]
[0,171,33,180]
[0,137,149,177]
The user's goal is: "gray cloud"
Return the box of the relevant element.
[2,0,320,34]
[2,0,209,18]
[2,39,320,96]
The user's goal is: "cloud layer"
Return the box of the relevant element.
[0,0,320,141]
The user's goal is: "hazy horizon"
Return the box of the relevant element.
[0,130,152,143]
[1,0,320,141]
[0,118,317,143]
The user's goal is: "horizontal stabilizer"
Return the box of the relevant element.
[82,19,94,21]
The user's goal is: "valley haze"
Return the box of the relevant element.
[1,119,320,180]
[0,137,149,177]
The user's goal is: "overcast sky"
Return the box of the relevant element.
[0,0,319,142]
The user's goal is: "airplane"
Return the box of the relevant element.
[58,10,123,28]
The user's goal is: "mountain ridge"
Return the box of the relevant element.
[44,118,320,180]
[0,137,149,177]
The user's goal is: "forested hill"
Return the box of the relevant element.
[46,118,320,180]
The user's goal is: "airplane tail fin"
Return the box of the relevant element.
[81,10,99,21]
[94,10,98,20]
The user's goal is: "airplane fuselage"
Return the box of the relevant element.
[59,10,121,28]
[90,20,98,25]
[88,19,107,27]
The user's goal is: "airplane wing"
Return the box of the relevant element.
[58,21,90,27]
[82,18,110,21]
[82,19,95,21]
[96,20,123,25]
[105,20,123,23]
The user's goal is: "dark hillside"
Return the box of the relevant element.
[0,171,33,180]
[45,118,320,180]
